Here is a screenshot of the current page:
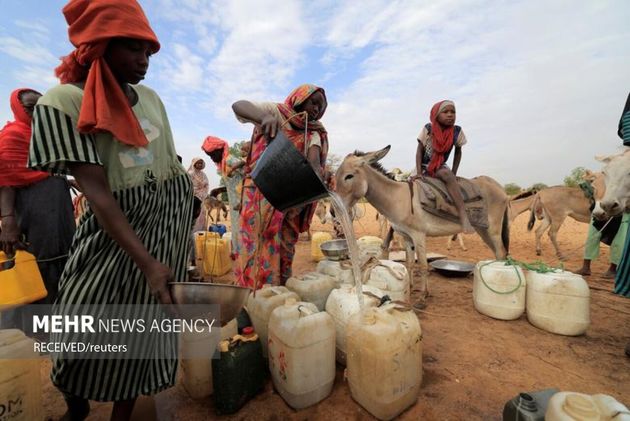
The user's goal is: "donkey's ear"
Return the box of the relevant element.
[365,145,391,164]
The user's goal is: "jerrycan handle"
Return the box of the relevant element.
[0,253,16,271]
[220,333,259,352]
[270,286,286,295]
[297,305,314,317]
[380,300,414,313]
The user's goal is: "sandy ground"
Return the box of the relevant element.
[38,205,630,420]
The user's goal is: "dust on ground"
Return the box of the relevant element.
[39,205,630,420]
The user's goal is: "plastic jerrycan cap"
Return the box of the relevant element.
[242,326,255,336]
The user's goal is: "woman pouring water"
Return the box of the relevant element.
[232,84,331,289]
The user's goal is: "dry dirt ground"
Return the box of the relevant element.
[39,204,630,420]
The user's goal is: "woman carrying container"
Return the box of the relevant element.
[27,0,192,419]
[232,84,330,289]
[0,88,75,332]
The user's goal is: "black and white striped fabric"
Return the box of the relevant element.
[29,104,193,401]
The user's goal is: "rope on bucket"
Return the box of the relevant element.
[478,257,565,295]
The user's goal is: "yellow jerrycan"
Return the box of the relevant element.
[311,232,332,262]
[194,232,231,277]
[0,251,47,311]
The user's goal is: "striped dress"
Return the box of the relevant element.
[28,84,193,401]
[615,101,630,296]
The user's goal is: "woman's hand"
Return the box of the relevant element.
[142,258,175,305]
[261,113,278,141]
[0,216,26,256]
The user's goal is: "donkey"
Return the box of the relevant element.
[595,148,630,218]
[334,146,509,307]
[527,171,605,260]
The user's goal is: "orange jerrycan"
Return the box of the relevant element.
[0,251,47,310]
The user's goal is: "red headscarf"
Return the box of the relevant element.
[427,100,456,176]
[0,89,49,187]
[202,136,229,175]
[55,0,160,147]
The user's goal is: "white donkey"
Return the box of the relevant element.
[594,147,630,218]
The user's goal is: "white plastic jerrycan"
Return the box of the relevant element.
[364,259,410,303]
[0,329,43,421]
[179,318,237,399]
[358,235,384,258]
[473,260,526,320]
[526,270,590,336]
[285,272,336,311]
[346,303,423,420]
[268,299,335,409]
[546,391,630,421]
[316,259,353,286]
[325,284,385,365]
[246,285,300,357]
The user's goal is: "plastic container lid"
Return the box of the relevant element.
[242,326,254,335]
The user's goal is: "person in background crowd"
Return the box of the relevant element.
[0,87,75,334]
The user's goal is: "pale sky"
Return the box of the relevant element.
[1,0,628,189]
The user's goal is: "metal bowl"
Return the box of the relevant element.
[430,259,475,278]
[169,282,250,326]
[320,239,349,261]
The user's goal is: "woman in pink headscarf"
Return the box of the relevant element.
[232,84,330,289]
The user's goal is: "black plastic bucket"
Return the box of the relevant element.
[251,131,329,212]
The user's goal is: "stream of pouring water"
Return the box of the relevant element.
[328,192,364,309]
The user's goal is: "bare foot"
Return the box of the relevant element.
[575,267,592,276]
[602,270,616,279]
[412,301,427,311]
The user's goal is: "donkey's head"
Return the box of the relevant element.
[595,148,630,217]
[334,145,391,210]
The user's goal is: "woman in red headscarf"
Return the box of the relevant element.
[202,136,249,253]
[0,88,75,330]
[232,85,330,289]
[26,1,193,419]
[415,100,474,233]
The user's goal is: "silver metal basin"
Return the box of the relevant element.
[430,259,475,278]
[320,239,349,261]
[169,282,249,326]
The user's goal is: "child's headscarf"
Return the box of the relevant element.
[0,89,49,187]
[202,136,229,175]
[55,0,160,147]
[427,100,456,176]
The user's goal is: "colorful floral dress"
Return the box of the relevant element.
[234,85,328,289]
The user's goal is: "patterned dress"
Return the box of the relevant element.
[234,85,328,289]
[28,83,192,401]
